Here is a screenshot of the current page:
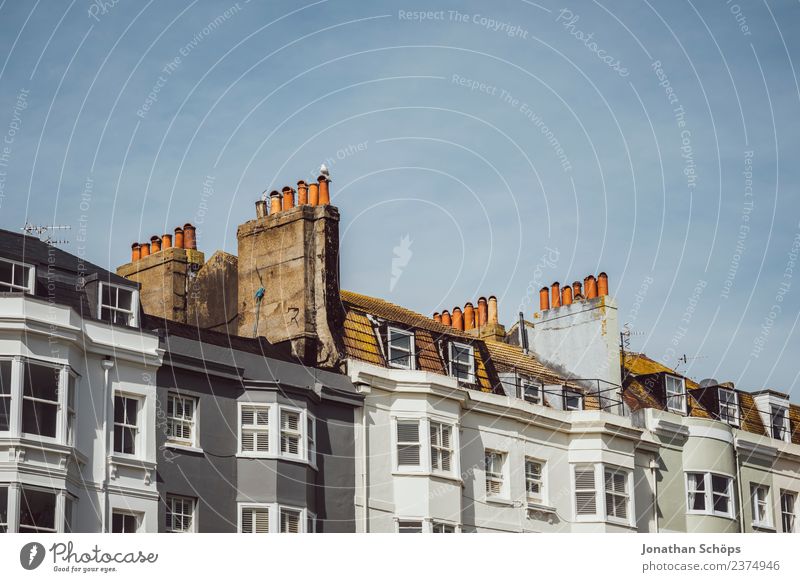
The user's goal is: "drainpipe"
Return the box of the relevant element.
[649,457,659,533]
[733,437,745,533]
[355,382,371,532]
[101,357,115,533]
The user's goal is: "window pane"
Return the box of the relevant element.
[116,288,133,311]
[389,330,411,351]
[23,363,59,401]
[19,488,56,532]
[0,261,12,286]
[398,521,422,533]
[0,485,7,531]
[22,400,58,438]
[711,475,728,494]
[102,285,115,307]
[0,361,10,395]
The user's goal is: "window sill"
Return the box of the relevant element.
[391,470,462,483]
[165,442,203,455]
[752,522,776,532]
[526,501,555,513]
[686,510,737,521]
[485,496,514,507]
[236,452,311,465]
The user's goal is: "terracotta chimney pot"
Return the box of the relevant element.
[174,226,184,249]
[551,282,561,308]
[162,234,172,249]
[318,176,330,205]
[477,297,488,327]
[131,243,141,262]
[269,191,282,215]
[585,275,597,299]
[433,312,441,323]
[539,287,550,311]
[183,223,197,250]
[452,307,464,331]
[140,242,151,258]
[150,235,162,253]
[488,296,498,324]
[572,281,582,300]
[282,186,295,211]
[297,181,308,205]
[308,183,319,206]
[464,302,475,330]
[561,285,573,306]
[598,272,609,296]
[441,310,452,327]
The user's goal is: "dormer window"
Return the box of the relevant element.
[0,258,35,294]
[99,283,138,326]
[563,388,583,411]
[770,405,790,442]
[718,388,739,426]
[387,327,415,370]
[665,375,686,414]
[448,342,474,383]
[521,378,541,404]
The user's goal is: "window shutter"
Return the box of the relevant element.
[281,509,300,533]
[242,508,269,533]
[396,421,420,465]
[281,410,301,455]
[575,468,597,515]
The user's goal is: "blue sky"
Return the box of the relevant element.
[1,0,798,397]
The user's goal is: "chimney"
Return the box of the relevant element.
[539,287,550,311]
[584,275,597,299]
[318,176,330,205]
[117,224,206,324]
[433,312,441,324]
[452,307,464,331]
[572,280,583,300]
[282,187,295,211]
[308,183,319,206]
[477,297,488,327]
[237,182,344,368]
[255,198,268,219]
[131,243,141,262]
[598,272,609,296]
[441,310,452,326]
[297,181,308,205]
[551,282,561,308]
[561,285,573,306]
[269,190,281,215]
[174,226,184,249]
[488,296,498,324]
[183,224,197,250]
[464,302,475,330]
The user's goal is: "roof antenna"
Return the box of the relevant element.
[22,222,71,246]
[518,312,529,354]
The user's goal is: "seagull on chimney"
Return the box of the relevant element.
[320,163,330,178]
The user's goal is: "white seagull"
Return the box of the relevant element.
[320,163,330,177]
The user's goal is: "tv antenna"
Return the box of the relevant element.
[675,353,707,372]
[22,223,71,246]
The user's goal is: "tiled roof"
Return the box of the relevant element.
[339,290,571,396]
[622,352,709,418]
[790,405,800,445]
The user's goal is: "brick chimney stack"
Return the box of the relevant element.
[236,176,344,368]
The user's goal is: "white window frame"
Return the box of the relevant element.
[484,449,506,499]
[165,494,196,533]
[685,472,735,519]
[111,510,141,533]
[604,467,630,522]
[387,327,415,370]
[20,360,63,441]
[665,375,686,414]
[718,388,739,426]
[239,504,270,534]
[751,483,773,529]
[18,486,58,533]
[770,405,790,442]
[166,392,198,448]
[780,490,796,533]
[448,341,475,383]
[573,464,634,525]
[238,403,271,456]
[236,503,311,533]
[0,257,35,294]
[113,393,141,457]
[563,388,583,411]
[394,418,422,471]
[396,519,423,533]
[279,406,304,459]
[431,521,456,533]
[307,511,316,533]
[307,413,316,467]
[525,457,545,502]
[0,359,12,434]
[429,421,453,474]
[279,506,303,533]
[520,377,541,404]
[98,282,138,326]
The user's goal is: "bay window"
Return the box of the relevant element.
[19,487,56,533]
[0,361,10,432]
[22,362,60,438]
[686,472,733,518]
[239,405,270,454]
[574,464,632,523]
[280,508,301,533]
[241,506,269,534]
[396,420,421,468]
[604,468,629,520]
[430,422,452,473]
[237,503,312,533]
[280,408,302,457]
[238,404,316,463]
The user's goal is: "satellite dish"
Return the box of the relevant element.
[699,378,718,388]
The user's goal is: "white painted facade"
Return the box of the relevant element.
[0,293,162,532]
[350,359,657,533]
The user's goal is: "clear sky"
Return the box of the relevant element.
[0,0,798,398]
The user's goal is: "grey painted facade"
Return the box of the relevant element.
[151,321,362,533]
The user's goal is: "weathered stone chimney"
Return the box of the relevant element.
[236,182,345,368]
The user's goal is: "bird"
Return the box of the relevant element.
[319,163,330,177]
